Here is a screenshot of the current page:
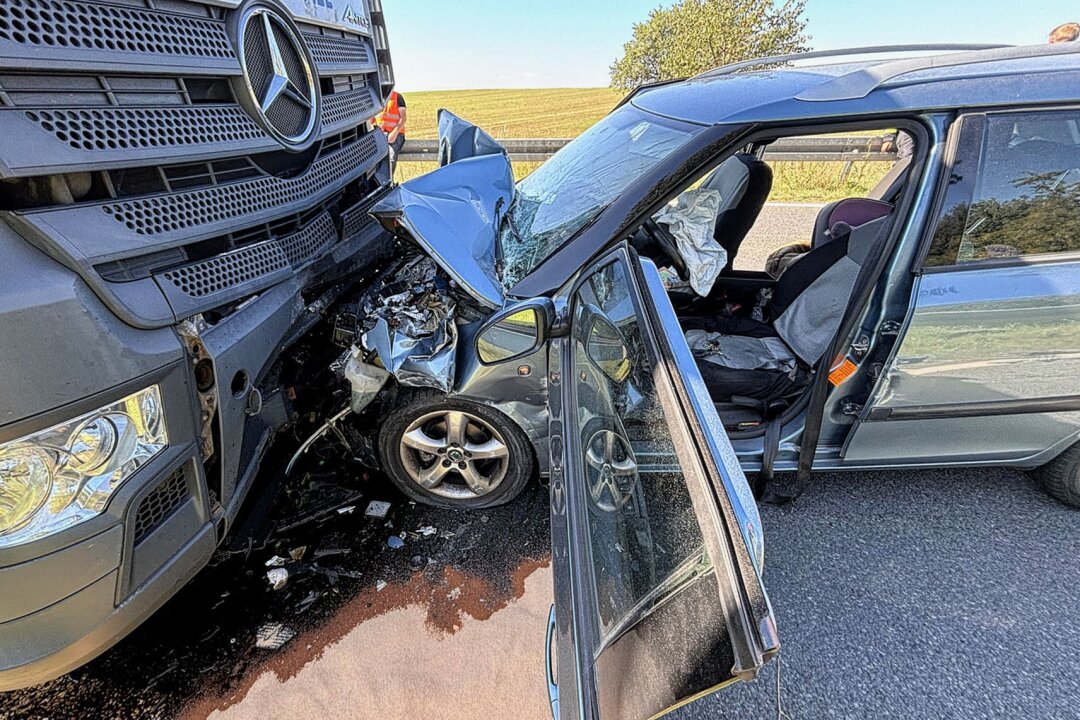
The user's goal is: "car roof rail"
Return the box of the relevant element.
[795,42,1080,101]
[693,44,1012,80]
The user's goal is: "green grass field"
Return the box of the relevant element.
[395,88,891,200]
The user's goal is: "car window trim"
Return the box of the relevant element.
[916,104,1080,273]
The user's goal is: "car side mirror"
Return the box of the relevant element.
[476,298,556,366]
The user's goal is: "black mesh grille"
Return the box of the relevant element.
[102,132,380,235]
[243,16,273,99]
[162,242,289,297]
[25,106,265,152]
[264,94,308,137]
[323,89,376,128]
[0,0,234,58]
[341,185,392,240]
[280,212,336,265]
[159,210,337,297]
[303,34,370,66]
[133,468,189,544]
[274,24,308,86]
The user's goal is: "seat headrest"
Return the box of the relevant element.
[813,198,894,247]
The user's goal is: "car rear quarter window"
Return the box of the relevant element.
[924,110,1080,268]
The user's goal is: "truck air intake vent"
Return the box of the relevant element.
[322,89,377,128]
[101,131,379,235]
[0,0,234,58]
[133,467,189,544]
[163,243,290,297]
[25,107,265,152]
[302,34,370,66]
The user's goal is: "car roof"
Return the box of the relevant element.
[631,44,1080,126]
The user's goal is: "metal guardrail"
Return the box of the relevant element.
[397,136,898,163]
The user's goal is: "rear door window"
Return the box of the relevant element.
[925,110,1080,267]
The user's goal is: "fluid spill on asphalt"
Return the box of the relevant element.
[0,464,551,720]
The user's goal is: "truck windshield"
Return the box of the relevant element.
[499,105,699,287]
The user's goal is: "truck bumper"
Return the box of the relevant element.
[0,446,217,691]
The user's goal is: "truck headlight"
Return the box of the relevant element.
[0,386,168,548]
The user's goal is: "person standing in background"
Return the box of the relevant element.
[1048,22,1079,43]
[376,89,408,174]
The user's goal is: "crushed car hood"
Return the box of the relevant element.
[371,111,511,310]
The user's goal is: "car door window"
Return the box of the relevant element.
[571,259,712,644]
[924,110,1080,267]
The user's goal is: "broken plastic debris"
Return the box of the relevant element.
[480,515,490,524]
[409,554,426,569]
[417,526,437,537]
[255,623,297,650]
[376,580,387,592]
[264,556,287,568]
[266,568,289,591]
[365,500,392,518]
[297,592,321,614]
[438,530,456,540]
[313,547,350,560]
[387,535,405,549]
[340,347,392,414]
[334,569,364,580]
[289,546,308,561]
[337,505,357,515]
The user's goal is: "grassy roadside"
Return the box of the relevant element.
[394,88,892,201]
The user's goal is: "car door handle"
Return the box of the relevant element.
[546,604,559,720]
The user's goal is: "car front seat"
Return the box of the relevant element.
[700,153,773,272]
[689,198,894,404]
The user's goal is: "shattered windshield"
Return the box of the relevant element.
[499,105,698,287]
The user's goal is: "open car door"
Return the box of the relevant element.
[546,244,779,720]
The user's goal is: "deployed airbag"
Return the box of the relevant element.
[655,188,726,296]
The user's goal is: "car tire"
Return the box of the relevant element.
[1034,443,1080,508]
[377,389,535,509]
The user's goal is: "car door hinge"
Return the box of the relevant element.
[841,400,864,417]
[878,320,902,336]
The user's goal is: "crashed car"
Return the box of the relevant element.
[321,44,1079,717]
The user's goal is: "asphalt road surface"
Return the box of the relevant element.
[676,467,1080,720]
[2,466,1077,719]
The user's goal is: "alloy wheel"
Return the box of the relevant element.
[398,410,511,500]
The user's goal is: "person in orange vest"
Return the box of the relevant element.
[376,90,408,172]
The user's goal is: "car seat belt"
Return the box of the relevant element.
[754,415,783,500]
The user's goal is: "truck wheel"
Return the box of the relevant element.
[378,390,535,509]
[1034,443,1080,508]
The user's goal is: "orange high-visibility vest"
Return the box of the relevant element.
[376,91,403,133]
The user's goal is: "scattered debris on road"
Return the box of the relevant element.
[266,568,289,591]
[255,623,297,651]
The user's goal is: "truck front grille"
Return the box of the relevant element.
[0,0,394,328]
[0,0,234,58]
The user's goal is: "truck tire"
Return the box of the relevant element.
[378,389,535,509]
[1034,443,1080,508]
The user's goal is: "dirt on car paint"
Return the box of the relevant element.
[0,457,552,720]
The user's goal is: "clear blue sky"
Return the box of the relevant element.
[382,0,1078,91]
